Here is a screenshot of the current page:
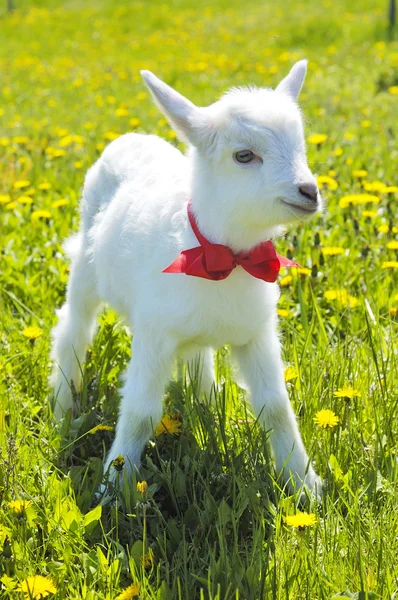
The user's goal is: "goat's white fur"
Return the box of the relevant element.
[51,60,322,496]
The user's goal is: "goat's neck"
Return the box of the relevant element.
[189,159,281,254]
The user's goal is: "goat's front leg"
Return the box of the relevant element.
[232,324,322,498]
[103,331,176,483]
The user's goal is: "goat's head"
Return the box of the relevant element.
[142,62,322,248]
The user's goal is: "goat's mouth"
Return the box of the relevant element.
[280,199,319,215]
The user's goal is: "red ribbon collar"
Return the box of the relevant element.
[162,202,299,282]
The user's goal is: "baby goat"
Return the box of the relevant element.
[51,60,322,497]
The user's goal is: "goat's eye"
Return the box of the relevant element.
[234,150,255,164]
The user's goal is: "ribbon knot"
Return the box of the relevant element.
[163,203,299,282]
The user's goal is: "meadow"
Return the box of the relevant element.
[0,0,398,598]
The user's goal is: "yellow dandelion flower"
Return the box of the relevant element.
[155,414,182,436]
[23,327,43,340]
[324,289,359,308]
[8,499,33,513]
[352,169,368,178]
[339,194,380,208]
[284,366,298,382]
[19,575,57,599]
[333,384,361,398]
[116,583,141,600]
[332,147,343,156]
[378,224,389,233]
[279,275,292,287]
[362,210,377,218]
[317,175,338,191]
[321,247,345,256]
[361,120,371,128]
[89,424,114,434]
[6,201,17,209]
[31,210,51,221]
[38,182,51,190]
[292,267,311,276]
[313,409,339,428]
[0,194,11,204]
[115,107,129,117]
[344,132,355,140]
[307,133,328,145]
[277,308,290,318]
[112,455,125,471]
[141,548,154,569]
[390,307,398,317]
[129,117,140,128]
[363,181,388,193]
[387,241,398,250]
[384,186,398,193]
[17,196,33,205]
[284,511,317,528]
[13,136,29,144]
[382,261,398,269]
[51,199,69,209]
[74,161,83,169]
[103,131,120,141]
[13,180,30,189]
[388,86,398,95]
[137,480,148,495]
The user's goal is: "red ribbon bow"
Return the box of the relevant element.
[163,203,299,282]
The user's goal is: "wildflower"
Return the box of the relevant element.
[333,384,361,398]
[353,169,368,178]
[317,175,338,191]
[344,132,355,140]
[19,575,57,599]
[387,241,398,250]
[141,548,154,569]
[6,202,17,209]
[103,131,120,141]
[155,414,182,436]
[112,455,125,471]
[321,246,345,256]
[361,120,371,128]
[339,194,380,208]
[0,194,11,204]
[382,261,398,269]
[279,275,292,287]
[314,409,339,428]
[388,86,398,94]
[115,107,129,117]
[292,267,311,276]
[51,199,69,209]
[333,147,343,156]
[17,196,33,204]
[324,289,359,308]
[307,133,328,145]
[284,366,298,382]
[31,210,51,221]
[137,480,148,495]
[363,181,388,193]
[390,307,398,317]
[74,161,83,169]
[38,182,51,190]
[362,210,377,218]
[8,499,33,513]
[116,583,141,600]
[13,180,30,189]
[129,117,140,128]
[284,511,317,528]
[277,308,290,318]
[385,186,398,193]
[23,327,43,340]
[89,424,114,434]
[378,224,389,233]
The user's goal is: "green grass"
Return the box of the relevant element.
[1,0,398,598]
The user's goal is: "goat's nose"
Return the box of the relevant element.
[299,183,318,203]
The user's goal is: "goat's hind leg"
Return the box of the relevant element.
[50,233,101,420]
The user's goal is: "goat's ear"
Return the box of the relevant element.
[275,60,307,100]
[141,70,208,147]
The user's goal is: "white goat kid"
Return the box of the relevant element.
[51,60,322,497]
